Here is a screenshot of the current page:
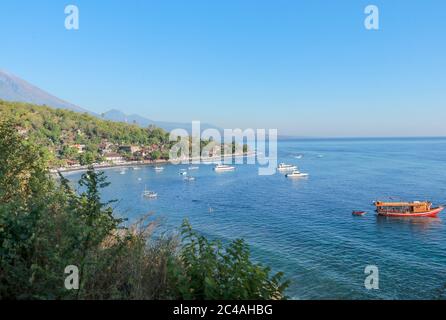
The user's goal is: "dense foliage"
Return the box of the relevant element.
[0,100,172,166]
[169,221,289,300]
[0,120,288,300]
[0,100,248,167]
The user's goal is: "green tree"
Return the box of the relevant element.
[78,152,95,166]
[168,220,289,300]
[0,120,70,298]
[60,145,78,160]
[150,150,162,160]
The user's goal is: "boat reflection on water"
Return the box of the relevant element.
[376,215,442,233]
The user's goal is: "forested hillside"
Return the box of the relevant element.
[0,100,172,166]
[0,100,247,168]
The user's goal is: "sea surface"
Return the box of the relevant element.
[66,138,446,299]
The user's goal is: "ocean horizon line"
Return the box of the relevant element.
[276,135,446,141]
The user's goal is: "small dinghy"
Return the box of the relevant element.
[352,211,366,216]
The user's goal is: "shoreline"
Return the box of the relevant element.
[52,151,257,174]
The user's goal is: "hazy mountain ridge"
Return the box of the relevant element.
[102,109,220,133]
[0,70,92,114]
[0,69,219,133]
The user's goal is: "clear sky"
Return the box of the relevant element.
[1,0,445,137]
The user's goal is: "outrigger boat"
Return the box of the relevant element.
[374,201,443,218]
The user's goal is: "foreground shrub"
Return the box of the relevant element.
[0,120,288,300]
[169,220,289,300]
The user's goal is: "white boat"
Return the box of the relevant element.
[120,169,127,175]
[277,163,297,171]
[143,190,158,199]
[188,166,199,170]
[214,164,235,172]
[142,185,158,199]
[184,176,196,182]
[154,166,165,172]
[133,167,141,170]
[285,170,309,178]
[179,170,188,175]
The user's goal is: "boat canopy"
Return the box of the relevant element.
[374,201,432,213]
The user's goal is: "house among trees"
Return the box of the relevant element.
[119,145,141,154]
[99,141,113,154]
[104,152,124,164]
[71,144,86,154]
[66,159,80,167]
[15,126,28,136]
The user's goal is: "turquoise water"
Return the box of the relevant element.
[67,138,446,299]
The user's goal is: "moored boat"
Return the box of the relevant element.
[285,170,309,178]
[352,211,366,216]
[142,185,158,199]
[277,163,297,171]
[214,164,235,172]
[184,176,196,182]
[374,201,443,217]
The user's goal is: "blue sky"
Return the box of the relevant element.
[1,0,445,136]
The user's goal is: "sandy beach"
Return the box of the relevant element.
[52,151,257,174]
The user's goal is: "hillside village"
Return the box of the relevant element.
[1,100,248,171]
[63,138,229,169]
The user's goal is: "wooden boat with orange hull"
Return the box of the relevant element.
[374,201,444,218]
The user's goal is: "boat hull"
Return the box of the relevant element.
[214,166,235,172]
[286,173,309,178]
[278,167,297,171]
[377,207,443,218]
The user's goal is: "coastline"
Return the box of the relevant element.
[51,151,257,174]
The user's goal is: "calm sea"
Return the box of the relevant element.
[66,138,446,299]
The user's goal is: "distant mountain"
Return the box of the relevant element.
[0,70,92,114]
[102,109,220,133]
[0,69,220,133]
